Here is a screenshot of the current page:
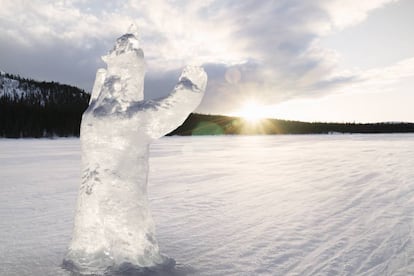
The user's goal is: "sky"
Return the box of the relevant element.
[0,0,413,123]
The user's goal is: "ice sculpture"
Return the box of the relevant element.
[63,25,207,274]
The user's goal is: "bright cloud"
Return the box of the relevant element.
[321,0,398,31]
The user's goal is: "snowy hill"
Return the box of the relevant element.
[0,72,90,137]
[0,71,27,100]
[0,72,89,106]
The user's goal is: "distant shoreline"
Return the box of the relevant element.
[2,112,414,138]
[2,72,413,138]
[167,113,414,136]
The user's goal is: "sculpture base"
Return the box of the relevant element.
[62,255,177,276]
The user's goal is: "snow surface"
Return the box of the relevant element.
[66,26,206,274]
[1,135,414,275]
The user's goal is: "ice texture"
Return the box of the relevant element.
[63,26,207,274]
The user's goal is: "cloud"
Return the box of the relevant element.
[0,0,136,90]
[320,0,398,31]
[335,56,414,95]
[135,0,400,106]
[0,0,404,114]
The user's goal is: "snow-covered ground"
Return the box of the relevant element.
[1,135,414,276]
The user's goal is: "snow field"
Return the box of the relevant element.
[1,135,414,275]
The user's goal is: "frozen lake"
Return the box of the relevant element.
[1,135,414,275]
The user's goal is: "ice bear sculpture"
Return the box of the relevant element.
[63,25,207,274]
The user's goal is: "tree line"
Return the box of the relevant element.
[0,73,90,138]
[1,73,414,137]
[167,113,414,136]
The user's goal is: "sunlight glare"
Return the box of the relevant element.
[236,101,267,123]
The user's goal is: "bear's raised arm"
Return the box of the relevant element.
[129,65,207,140]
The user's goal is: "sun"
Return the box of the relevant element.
[236,101,267,123]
